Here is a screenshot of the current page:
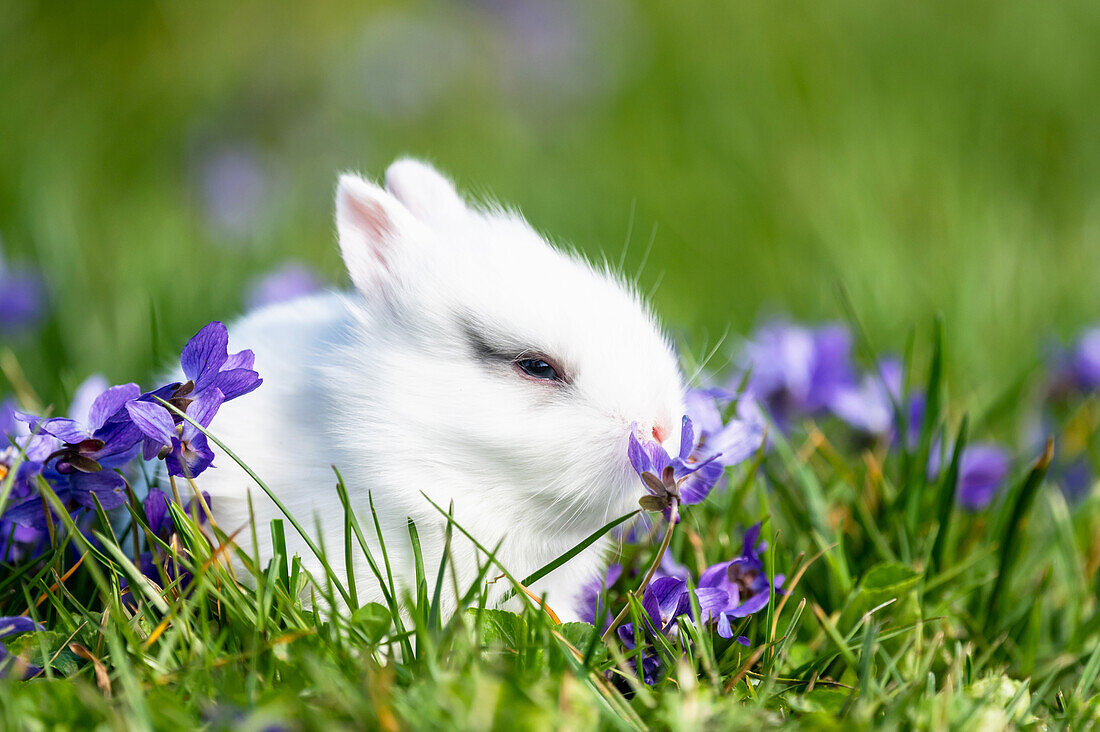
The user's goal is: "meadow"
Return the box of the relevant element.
[2,1,1100,729]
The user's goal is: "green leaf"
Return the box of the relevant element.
[351,602,393,643]
[270,518,289,589]
[861,562,921,597]
[1074,638,1100,699]
[844,562,922,625]
[6,631,84,676]
[786,688,850,715]
[557,622,607,664]
[470,608,526,649]
[429,500,455,631]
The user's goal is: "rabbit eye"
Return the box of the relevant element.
[515,357,563,383]
[459,316,568,384]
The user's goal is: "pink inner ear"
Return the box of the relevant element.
[344,192,392,267]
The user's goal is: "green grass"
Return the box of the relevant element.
[3,1,1100,728]
[2,326,1100,729]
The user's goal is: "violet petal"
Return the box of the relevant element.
[180,321,229,386]
[86,383,141,432]
[125,401,177,447]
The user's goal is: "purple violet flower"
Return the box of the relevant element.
[197,146,267,240]
[827,358,904,436]
[929,441,1012,511]
[628,400,762,515]
[18,380,141,470]
[178,321,262,403]
[123,384,184,462]
[2,398,57,465]
[1058,457,1093,501]
[827,358,928,448]
[628,417,721,514]
[615,576,730,685]
[684,388,767,467]
[582,525,782,685]
[1070,327,1100,391]
[739,321,856,428]
[0,417,49,559]
[125,321,259,476]
[245,262,323,310]
[1045,326,1100,401]
[576,563,623,629]
[0,402,56,561]
[698,524,784,639]
[618,577,718,642]
[128,389,224,479]
[0,242,45,334]
[15,378,144,511]
[0,616,43,679]
[142,486,175,538]
[121,487,214,608]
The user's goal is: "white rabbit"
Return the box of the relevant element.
[192,159,685,621]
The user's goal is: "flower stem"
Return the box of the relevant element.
[168,474,183,509]
[39,493,55,545]
[185,476,218,532]
[600,499,680,643]
[122,478,142,562]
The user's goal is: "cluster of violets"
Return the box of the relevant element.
[730,320,1017,509]
[1037,326,1100,498]
[735,319,1099,504]
[620,318,1016,519]
[578,525,782,685]
[0,322,260,565]
[582,319,1099,685]
[0,253,312,678]
[585,380,776,684]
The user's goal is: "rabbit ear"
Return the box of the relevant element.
[335,173,423,297]
[384,158,466,223]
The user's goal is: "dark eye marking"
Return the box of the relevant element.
[459,316,569,386]
[462,323,515,363]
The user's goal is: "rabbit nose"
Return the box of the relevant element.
[655,422,682,457]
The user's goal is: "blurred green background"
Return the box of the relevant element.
[2,1,1099,412]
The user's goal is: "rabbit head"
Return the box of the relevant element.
[328,160,686,537]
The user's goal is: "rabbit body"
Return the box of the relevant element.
[194,160,685,621]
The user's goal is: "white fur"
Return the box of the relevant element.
[192,159,685,621]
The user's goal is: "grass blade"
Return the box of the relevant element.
[429,501,455,631]
[984,438,1054,631]
[155,396,353,606]
[903,315,944,535]
[929,414,967,572]
[407,518,429,613]
[521,510,639,588]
